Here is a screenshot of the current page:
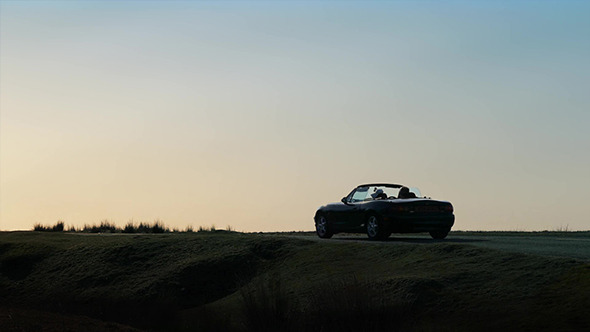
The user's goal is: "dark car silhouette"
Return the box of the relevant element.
[314,183,454,240]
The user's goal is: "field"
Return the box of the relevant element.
[1,231,589,331]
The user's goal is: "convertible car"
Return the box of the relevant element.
[314,183,454,240]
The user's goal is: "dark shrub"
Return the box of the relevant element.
[84,220,117,233]
[151,221,167,233]
[137,223,149,233]
[123,222,137,233]
[33,221,65,232]
[52,221,65,232]
[33,223,49,231]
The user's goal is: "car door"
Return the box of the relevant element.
[333,187,367,231]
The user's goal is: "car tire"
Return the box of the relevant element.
[366,214,388,240]
[430,229,449,240]
[315,215,333,239]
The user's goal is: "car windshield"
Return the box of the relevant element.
[398,187,422,198]
[350,186,422,202]
[409,187,422,197]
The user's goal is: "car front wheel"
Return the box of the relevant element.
[316,215,333,239]
[429,229,449,240]
[366,214,389,240]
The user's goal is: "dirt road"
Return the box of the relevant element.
[291,232,590,261]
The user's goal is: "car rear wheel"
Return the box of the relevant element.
[430,229,450,239]
[366,214,388,240]
[316,215,333,239]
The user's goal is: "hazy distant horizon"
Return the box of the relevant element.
[1,1,589,232]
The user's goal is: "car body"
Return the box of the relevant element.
[314,183,454,240]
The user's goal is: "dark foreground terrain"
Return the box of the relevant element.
[0,231,589,331]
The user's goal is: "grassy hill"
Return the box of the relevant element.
[0,231,588,331]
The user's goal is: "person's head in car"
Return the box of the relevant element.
[371,189,388,200]
[398,187,416,199]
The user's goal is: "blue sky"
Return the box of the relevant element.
[1,1,589,231]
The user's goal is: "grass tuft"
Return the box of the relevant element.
[197,225,219,233]
[151,220,167,233]
[33,221,65,232]
[33,223,49,232]
[52,221,65,232]
[554,224,570,232]
[83,220,118,233]
[122,221,137,233]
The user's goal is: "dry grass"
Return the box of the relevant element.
[31,220,235,234]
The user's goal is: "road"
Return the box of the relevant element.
[289,232,590,261]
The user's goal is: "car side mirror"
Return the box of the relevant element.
[341,197,348,204]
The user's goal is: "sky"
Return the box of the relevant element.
[1,0,589,232]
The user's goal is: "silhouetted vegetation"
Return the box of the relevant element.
[31,220,233,234]
[33,221,65,232]
[52,221,64,232]
[121,220,168,233]
[198,225,216,232]
[83,220,118,233]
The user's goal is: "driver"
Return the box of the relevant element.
[371,189,388,200]
[398,187,417,199]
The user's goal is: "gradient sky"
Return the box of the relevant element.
[1,1,589,232]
